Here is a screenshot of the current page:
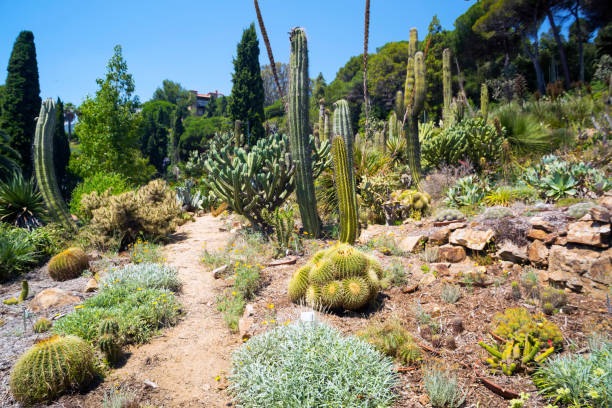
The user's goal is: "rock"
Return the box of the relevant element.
[143,379,158,389]
[244,304,255,317]
[238,314,255,340]
[430,263,450,276]
[418,394,430,406]
[428,228,450,245]
[547,269,583,292]
[450,317,464,334]
[29,288,80,312]
[543,232,559,245]
[528,240,549,266]
[527,229,548,240]
[553,236,568,246]
[548,245,612,286]
[496,241,528,263]
[449,228,495,251]
[438,245,466,263]
[566,221,610,248]
[419,273,437,286]
[590,207,611,223]
[84,279,98,293]
[426,305,441,318]
[447,222,466,231]
[449,263,487,278]
[598,195,612,210]
[530,217,556,233]
[398,234,427,253]
[212,265,228,279]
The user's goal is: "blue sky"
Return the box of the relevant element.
[0,0,476,105]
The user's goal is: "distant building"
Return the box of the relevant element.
[189,90,223,116]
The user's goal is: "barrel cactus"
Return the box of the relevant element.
[33,318,52,333]
[10,335,96,404]
[98,318,121,363]
[48,248,89,281]
[288,243,383,311]
[387,189,431,220]
[433,208,464,222]
[33,99,76,231]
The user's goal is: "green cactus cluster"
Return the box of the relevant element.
[204,132,329,230]
[479,337,555,375]
[98,318,121,364]
[442,48,452,126]
[10,335,96,405]
[33,99,76,231]
[48,247,89,281]
[288,27,321,237]
[288,243,383,311]
[388,189,431,220]
[492,307,564,350]
[359,318,422,366]
[332,136,358,244]
[480,83,489,122]
[264,204,295,256]
[33,317,52,333]
[433,208,464,222]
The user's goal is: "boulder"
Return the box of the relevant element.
[449,228,494,251]
[527,229,548,241]
[496,241,528,263]
[447,222,466,231]
[438,245,466,263]
[29,288,80,312]
[598,195,612,210]
[548,245,612,286]
[528,240,549,266]
[566,221,610,248]
[590,207,611,224]
[428,228,450,245]
[398,235,427,253]
[84,279,99,293]
[546,269,584,293]
[430,263,451,276]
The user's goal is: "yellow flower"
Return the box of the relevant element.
[137,288,143,291]
[137,259,142,263]
[74,305,84,309]
[232,291,237,296]
[214,376,220,382]
[152,301,158,305]
[284,320,290,325]
[266,304,274,309]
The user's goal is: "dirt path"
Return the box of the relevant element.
[108,215,238,407]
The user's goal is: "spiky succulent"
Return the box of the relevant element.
[48,248,89,281]
[288,243,382,311]
[33,318,52,333]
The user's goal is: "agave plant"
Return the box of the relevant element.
[544,173,577,200]
[444,175,488,208]
[175,179,204,211]
[0,173,47,229]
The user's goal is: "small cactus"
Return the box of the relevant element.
[99,318,120,336]
[288,243,382,311]
[48,248,89,281]
[3,297,19,305]
[10,335,96,404]
[479,337,554,375]
[19,280,28,302]
[98,318,121,363]
[33,318,52,333]
[433,208,464,222]
[511,281,522,300]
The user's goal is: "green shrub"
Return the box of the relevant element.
[421,117,501,170]
[69,172,130,220]
[423,367,466,408]
[566,202,600,219]
[484,185,537,206]
[0,172,47,229]
[0,226,39,282]
[101,262,181,292]
[493,103,551,154]
[128,239,162,264]
[229,323,398,407]
[534,337,611,407]
[359,318,422,366]
[217,262,261,332]
[441,284,461,304]
[10,335,96,405]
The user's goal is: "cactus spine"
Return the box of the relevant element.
[332,136,357,244]
[33,99,76,231]
[288,27,320,237]
[481,83,489,122]
[402,28,426,185]
[442,48,452,125]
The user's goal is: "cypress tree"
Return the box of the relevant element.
[53,98,71,195]
[0,31,41,176]
[229,23,266,144]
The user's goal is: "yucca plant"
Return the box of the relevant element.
[0,172,47,229]
[494,103,551,154]
[0,229,39,282]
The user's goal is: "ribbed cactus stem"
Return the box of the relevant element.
[442,48,452,125]
[332,136,357,245]
[323,109,331,143]
[288,27,320,237]
[481,83,489,122]
[317,98,325,145]
[33,99,76,231]
[408,28,418,58]
[332,99,353,174]
[234,120,242,146]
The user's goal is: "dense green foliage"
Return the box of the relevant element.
[69,45,153,183]
[229,323,398,407]
[53,98,72,195]
[229,24,266,144]
[0,130,20,177]
[69,172,131,220]
[0,31,41,176]
[139,100,173,172]
[179,116,230,155]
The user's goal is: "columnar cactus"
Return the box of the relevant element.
[288,27,320,237]
[442,48,452,125]
[323,108,331,142]
[234,120,242,146]
[317,98,325,145]
[10,335,96,405]
[481,83,489,122]
[332,99,354,172]
[288,243,383,311]
[402,28,426,185]
[33,99,76,231]
[332,136,358,244]
[18,280,28,302]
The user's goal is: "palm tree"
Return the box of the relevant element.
[64,102,76,141]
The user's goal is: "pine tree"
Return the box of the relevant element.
[140,100,173,172]
[53,98,71,196]
[229,23,266,144]
[0,31,41,176]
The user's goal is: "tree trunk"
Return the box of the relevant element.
[546,7,571,88]
[575,2,585,83]
[522,34,546,94]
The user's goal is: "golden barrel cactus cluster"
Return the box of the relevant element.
[288,243,383,311]
[48,248,89,281]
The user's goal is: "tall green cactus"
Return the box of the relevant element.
[442,48,452,126]
[332,136,357,244]
[332,99,353,173]
[317,98,325,145]
[402,28,426,186]
[288,27,320,237]
[33,99,76,231]
[481,83,489,122]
